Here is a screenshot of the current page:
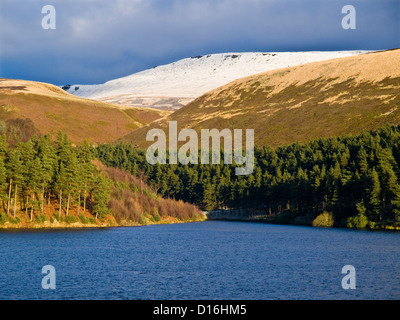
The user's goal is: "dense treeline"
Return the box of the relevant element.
[95,124,400,228]
[0,132,111,222]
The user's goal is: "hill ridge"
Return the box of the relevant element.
[0,78,168,144]
[121,49,400,148]
[63,50,368,110]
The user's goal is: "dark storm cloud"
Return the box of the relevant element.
[0,0,398,85]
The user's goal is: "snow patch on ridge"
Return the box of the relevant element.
[63,51,370,110]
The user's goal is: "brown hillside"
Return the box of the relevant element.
[0,78,168,144]
[93,160,205,225]
[122,49,400,148]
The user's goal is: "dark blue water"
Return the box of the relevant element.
[0,221,399,300]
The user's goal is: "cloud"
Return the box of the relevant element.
[0,0,398,85]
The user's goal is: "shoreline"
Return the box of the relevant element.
[207,213,400,231]
[1,213,398,231]
[0,214,207,231]
[0,221,204,231]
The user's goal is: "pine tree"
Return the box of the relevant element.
[319,164,328,210]
[54,162,67,216]
[54,134,80,216]
[0,134,8,159]
[310,165,321,213]
[92,174,112,220]
[357,147,369,174]
[6,149,24,217]
[77,140,96,213]
[391,185,400,222]
[19,139,36,164]
[36,134,57,207]
[356,199,367,216]
[40,154,55,207]
[327,162,341,209]
[64,151,79,216]
[376,157,398,219]
[27,157,43,220]
[202,182,216,212]
[367,168,382,221]
[0,157,7,212]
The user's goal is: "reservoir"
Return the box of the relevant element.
[0,221,399,300]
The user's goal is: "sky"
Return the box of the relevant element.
[0,0,399,86]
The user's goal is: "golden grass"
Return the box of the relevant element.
[0,78,166,144]
[122,49,400,148]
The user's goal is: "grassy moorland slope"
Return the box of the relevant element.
[122,49,400,148]
[0,78,168,144]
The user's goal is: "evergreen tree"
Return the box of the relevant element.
[54,162,67,216]
[356,199,367,216]
[64,151,79,216]
[201,182,216,211]
[357,147,369,174]
[92,174,111,220]
[26,157,43,220]
[6,149,24,217]
[0,157,7,212]
[36,134,57,207]
[367,168,382,221]
[391,185,400,222]
[77,140,96,213]
[376,156,398,219]
[0,134,7,159]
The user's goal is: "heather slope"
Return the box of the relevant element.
[122,49,400,148]
[0,78,167,144]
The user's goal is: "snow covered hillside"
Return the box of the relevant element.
[63,51,369,110]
